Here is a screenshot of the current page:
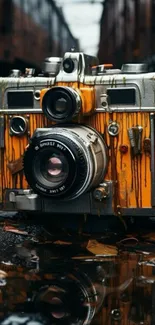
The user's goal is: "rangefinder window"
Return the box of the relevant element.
[107,88,136,105]
[7,91,34,108]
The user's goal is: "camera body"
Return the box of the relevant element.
[4,50,155,218]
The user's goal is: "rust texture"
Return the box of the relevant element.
[86,111,151,209]
[0,113,52,203]
[0,110,151,210]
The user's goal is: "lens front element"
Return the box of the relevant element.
[42,86,81,123]
[54,98,67,114]
[35,150,69,190]
[47,157,62,176]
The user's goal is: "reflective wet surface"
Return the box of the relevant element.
[0,215,155,324]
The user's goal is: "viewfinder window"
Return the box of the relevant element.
[7,91,34,108]
[107,88,136,105]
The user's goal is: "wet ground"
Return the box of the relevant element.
[0,213,155,324]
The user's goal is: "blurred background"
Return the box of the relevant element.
[0,0,155,76]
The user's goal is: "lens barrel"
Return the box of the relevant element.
[42,87,81,123]
[23,125,108,200]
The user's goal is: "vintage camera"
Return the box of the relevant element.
[6,50,155,220]
[0,57,63,210]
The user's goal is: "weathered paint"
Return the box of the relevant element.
[86,112,151,209]
[55,81,151,210]
[1,113,52,203]
[0,81,152,211]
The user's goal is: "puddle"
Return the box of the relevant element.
[0,218,155,324]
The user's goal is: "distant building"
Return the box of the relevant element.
[98,0,155,69]
[0,0,79,75]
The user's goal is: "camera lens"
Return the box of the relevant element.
[42,86,81,123]
[23,125,108,200]
[63,58,75,73]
